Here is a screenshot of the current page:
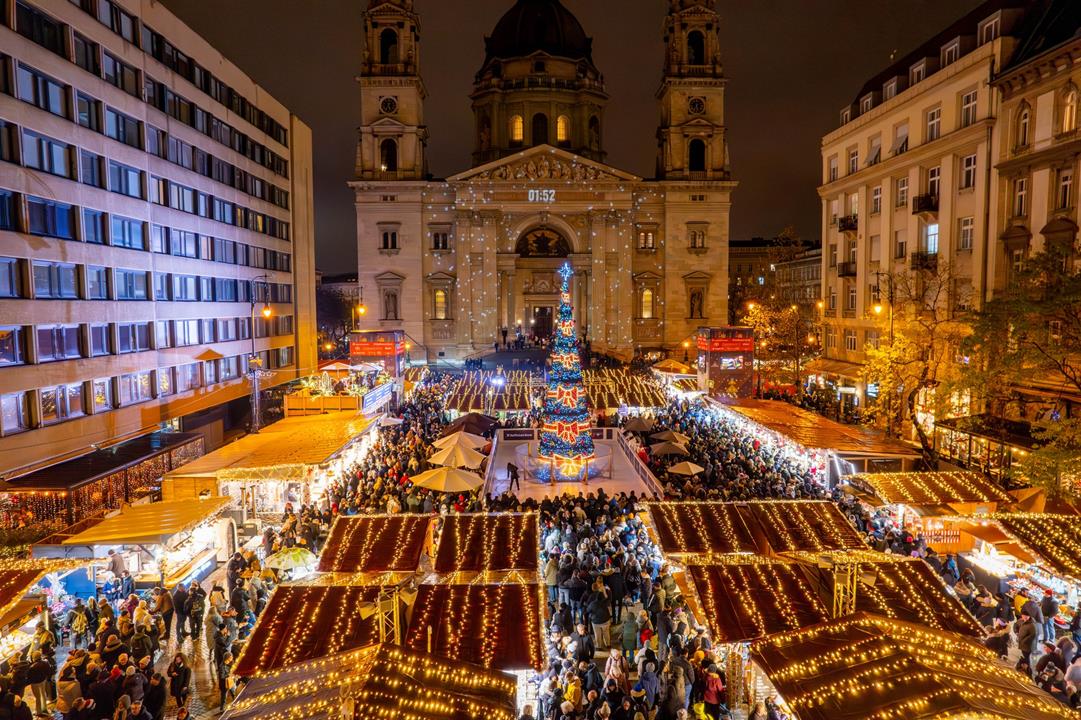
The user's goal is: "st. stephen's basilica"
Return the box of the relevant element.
[354,0,735,361]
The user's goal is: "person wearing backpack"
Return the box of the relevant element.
[184,586,206,640]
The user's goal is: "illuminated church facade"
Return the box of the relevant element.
[353,0,736,361]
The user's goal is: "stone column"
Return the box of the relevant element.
[454,212,473,349]
[588,212,607,353]
[506,270,517,330]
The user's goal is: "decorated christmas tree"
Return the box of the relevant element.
[538,263,595,477]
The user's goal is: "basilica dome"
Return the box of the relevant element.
[484,0,593,61]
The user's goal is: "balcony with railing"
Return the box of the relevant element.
[910,251,939,271]
[912,194,939,215]
[837,261,858,278]
[838,215,858,233]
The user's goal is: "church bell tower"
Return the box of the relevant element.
[656,0,730,180]
[357,0,428,180]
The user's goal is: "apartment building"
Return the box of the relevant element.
[775,246,822,318]
[817,1,1027,407]
[0,0,316,477]
[989,0,1081,413]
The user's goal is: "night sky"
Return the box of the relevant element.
[159,0,983,272]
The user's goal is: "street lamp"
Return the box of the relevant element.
[681,339,690,363]
[248,274,272,433]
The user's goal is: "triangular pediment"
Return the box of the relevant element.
[682,270,713,280]
[448,145,641,183]
[374,271,405,282]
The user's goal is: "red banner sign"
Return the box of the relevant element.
[349,341,404,356]
[697,338,755,352]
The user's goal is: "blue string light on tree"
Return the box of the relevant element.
[537,263,596,480]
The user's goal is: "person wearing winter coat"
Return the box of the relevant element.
[122,666,146,703]
[165,654,190,708]
[604,648,630,693]
[142,675,166,720]
[56,666,83,714]
[703,664,726,718]
[1042,589,1060,643]
[638,662,660,707]
[984,618,1011,659]
[1016,613,1039,675]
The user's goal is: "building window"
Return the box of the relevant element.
[92,379,113,413]
[157,368,174,397]
[883,79,897,100]
[980,16,1000,44]
[641,288,654,319]
[118,371,154,406]
[894,229,907,259]
[827,156,838,182]
[0,257,20,298]
[688,139,706,172]
[687,30,705,64]
[923,223,939,254]
[868,137,881,165]
[79,150,103,188]
[869,234,881,263]
[380,229,398,250]
[556,115,570,145]
[115,270,148,300]
[871,186,882,214]
[846,285,857,310]
[840,108,850,125]
[379,28,399,64]
[0,327,26,366]
[379,138,397,172]
[960,90,978,127]
[22,130,72,179]
[844,329,858,351]
[432,231,450,250]
[847,148,858,174]
[688,227,707,248]
[1,392,30,435]
[32,261,77,299]
[825,327,836,349]
[828,244,837,268]
[86,265,108,299]
[15,1,64,56]
[1063,89,1079,134]
[637,226,656,249]
[102,52,139,97]
[36,325,81,361]
[74,32,99,75]
[927,166,940,197]
[896,177,908,207]
[90,324,110,356]
[860,95,872,114]
[510,115,524,144]
[433,289,448,320]
[108,161,143,198]
[15,63,68,118]
[40,383,85,425]
[105,107,141,148]
[174,319,199,345]
[941,42,959,66]
[910,63,925,85]
[1017,107,1030,148]
[26,196,75,240]
[960,154,977,190]
[1013,177,1027,217]
[892,124,908,155]
[110,216,145,249]
[925,107,941,142]
[77,93,102,132]
[1058,168,1074,209]
[958,217,974,251]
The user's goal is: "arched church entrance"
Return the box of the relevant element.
[514,226,572,342]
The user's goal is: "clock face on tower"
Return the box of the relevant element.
[688,97,706,115]
[380,96,398,115]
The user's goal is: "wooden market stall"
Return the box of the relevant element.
[161,413,373,515]
[0,558,93,660]
[221,643,517,720]
[748,612,1079,720]
[34,497,234,589]
[433,513,538,574]
[933,512,1081,634]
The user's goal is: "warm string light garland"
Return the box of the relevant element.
[437,513,538,573]
[845,470,1013,506]
[319,515,429,573]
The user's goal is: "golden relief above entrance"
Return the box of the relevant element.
[516,228,571,258]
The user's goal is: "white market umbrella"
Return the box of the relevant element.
[411,467,485,494]
[651,441,690,456]
[651,430,691,445]
[666,461,705,476]
[379,415,405,427]
[264,547,317,571]
[624,417,655,433]
[428,443,486,469]
[432,431,487,450]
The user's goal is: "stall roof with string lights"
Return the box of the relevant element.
[433,513,539,574]
[721,399,919,459]
[405,582,545,671]
[687,551,983,643]
[317,514,431,574]
[843,470,1016,515]
[162,413,372,484]
[0,559,91,624]
[222,643,517,720]
[749,613,1080,720]
[646,500,867,557]
[232,584,387,677]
